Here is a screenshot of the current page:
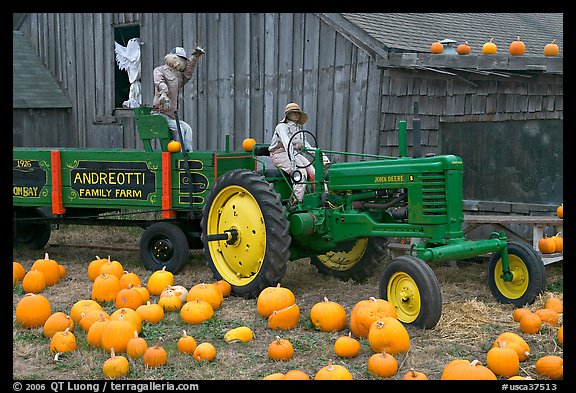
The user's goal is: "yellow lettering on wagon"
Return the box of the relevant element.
[13,186,40,197]
[73,172,145,185]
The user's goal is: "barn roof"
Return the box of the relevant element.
[319,13,563,75]
[13,30,71,109]
[340,13,563,57]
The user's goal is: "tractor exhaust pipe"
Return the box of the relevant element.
[413,101,422,158]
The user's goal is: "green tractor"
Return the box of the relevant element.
[200,122,546,329]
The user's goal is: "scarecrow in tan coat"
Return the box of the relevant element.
[152,46,205,152]
[269,103,330,205]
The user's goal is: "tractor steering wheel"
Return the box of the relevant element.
[287,130,317,169]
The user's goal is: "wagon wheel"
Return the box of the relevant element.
[201,169,291,298]
[287,130,317,169]
[379,255,442,329]
[13,207,51,250]
[140,222,190,273]
[310,237,390,282]
[487,241,547,307]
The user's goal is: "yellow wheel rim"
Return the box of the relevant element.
[315,238,369,271]
[206,185,266,286]
[387,271,421,324]
[493,254,529,300]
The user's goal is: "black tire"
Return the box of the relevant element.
[13,207,51,250]
[310,237,390,282]
[201,169,291,298]
[487,241,547,307]
[379,255,443,329]
[139,222,190,273]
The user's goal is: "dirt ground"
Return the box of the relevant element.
[12,225,564,381]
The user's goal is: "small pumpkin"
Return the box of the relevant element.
[334,333,361,358]
[88,256,108,282]
[70,299,102,324]
[557,325,563,345]
[119,271,142,289]
[49,327,77,354]
[180,299,214,324]
[43,312,75,338]
[15,293,52,328]
[21,270,47,294]
[482,38,497,54]
[263,372,285,380]
[538,234,556,254]
[136,301,165,324]
[13,261,26,282]
[367,349,398,378]
[92,273,122,303]
[242,137,257,152]
[133,284,150,304]
[257,283,296,318]
[126,331,148,359]
[193,342,217,362]
[79,309,111,332]
[143,337,167,368]
[165,285,189,302]
[441,359,497,380]
[349,297,397,338]
[87,314,110,348]
[486,341,519,377]
[158,293,183,312]
[110,308,142,334]
[535,355,563,379]
[509,36,526,56]
[147,266,174,296]
[167,140,182,153]
[284,370,311,380]
[456,41,471,55]
[215,280,232,297]
[267,336,294,361]
[314,360,353,380]
[309,296,347,332]
[534,308,559,326]
[550,233,563,253]
[115,285,144,310]
[544,40,560,57]
[368,318,410,354]
[512,307,532,322]
[556,203,563,218]
[98,256,124,279]
[403,368,428,380]
[224,326,254,343]
[519,312,542,334]
[494,332,530,362]
[430,41,444,54]
[268,303,300,330]
[186,282,223,310]
[102,348,129,379]
[30,252,60,286]
[178,330,197,354]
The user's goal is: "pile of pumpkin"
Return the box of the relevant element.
[14,253,563,380]
[430,37,560,57]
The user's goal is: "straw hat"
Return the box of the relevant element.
[281,103,308,125]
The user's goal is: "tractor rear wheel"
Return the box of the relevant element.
[487,241,547,307]
[379,255,442,329]
[201,169,291,298]
[310,237,390,281]
[13,207,51,250]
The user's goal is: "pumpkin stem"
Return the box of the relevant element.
[155,337,164,348]
[470,359,480,367]
[133,331,139,339]
[517,36,521,41]
[44,252,50,260]
[410,368,417,377]
[327,359,334,371]
[275,336,282,344]
[183,330,187,337]
[376,321,385,329]
[110,347,116,359]
[63,327,70,336]
[54,352,61,362]
[369,296,377,302]
[323,296,329,302]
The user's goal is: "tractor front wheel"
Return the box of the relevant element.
[379,255,442,329]
[487,241,547,307]
[201,169,291,298]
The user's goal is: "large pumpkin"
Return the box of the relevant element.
[186,283,223,310]
[15,293,52,328]
[31,253,60,286]
[367,318,410,354]
[441,359,497,380]
[349,297,397,338]
[309,297,347,332]
[256,283,296,318]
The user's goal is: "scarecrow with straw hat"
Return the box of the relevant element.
[269,102,330,205]
[152,46,205,152]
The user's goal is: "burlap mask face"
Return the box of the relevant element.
[165,53,187,72]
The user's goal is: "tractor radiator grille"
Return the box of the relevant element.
[421,172,447,216]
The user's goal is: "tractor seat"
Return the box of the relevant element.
[253,144,289,178]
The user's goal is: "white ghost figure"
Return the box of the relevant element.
[115,38,142,108]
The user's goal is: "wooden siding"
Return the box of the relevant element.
[378,68,563,157]
[16,13,382,159]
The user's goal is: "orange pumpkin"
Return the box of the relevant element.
[538,235,556,254]
[403,368,428,380]
[22,270,47,294]
[494,332,530,362]
[519,312,542,334]
[534,308,559,326]
[550,233,563,253]
[367,318,410,354]
[43,312,75,339]
[143,337,167,367]
[334,333,361,358]
[486,341,519,377]
[126,331,148,359]
[31,253,61,286]
[284,370,311,380]
[367,349,398,378]
[349,297,397,338]
[309,296,347,332]
[509,36,526,56]
[267,336,294,361]
[544,40,559,57]
[512,307,532,322]
[441,359,497,380]
[193,342,217,362]
[257,283,296,318]
[557,325,563,345]
[242,137,257,152]
[430,41,444,54]
[482,38,497,54]
[268,303,300,330]
[186,282,223,310]
[167,140,182,153]
[545,294,563,313]
[535,356,563,379]
[456,41,471,55]
[314,360,353,380]
[13,261,26,282]
[178,330,197,355]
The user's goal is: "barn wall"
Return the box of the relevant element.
[16,12,382,158]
